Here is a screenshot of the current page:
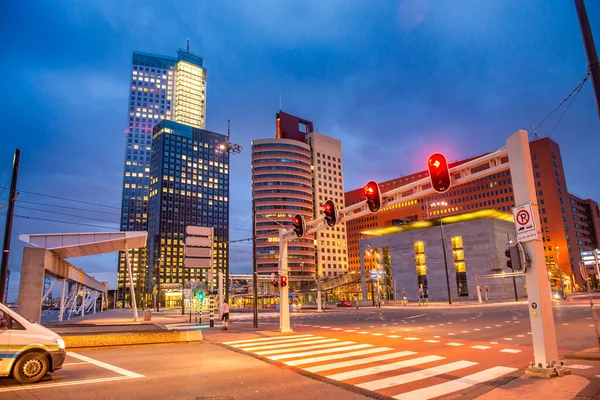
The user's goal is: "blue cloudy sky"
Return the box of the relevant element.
[1,0,599,301]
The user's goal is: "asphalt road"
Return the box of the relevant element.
[2,300,599,400]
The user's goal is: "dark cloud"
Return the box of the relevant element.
[1,0,600,301]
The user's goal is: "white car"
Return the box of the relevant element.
[0,303,66,384]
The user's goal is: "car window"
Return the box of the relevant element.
[10,319,25,330]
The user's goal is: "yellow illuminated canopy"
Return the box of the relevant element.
[361,209,514,237]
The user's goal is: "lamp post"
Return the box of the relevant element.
[429,201,452,305]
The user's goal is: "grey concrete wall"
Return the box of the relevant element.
[360,217,525,303]
[18,248,47,323]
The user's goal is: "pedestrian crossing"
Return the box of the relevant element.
[223,334,518,399]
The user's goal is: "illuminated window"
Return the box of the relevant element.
[452,236,468,296]
[413,241,427,292]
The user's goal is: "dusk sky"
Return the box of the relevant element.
[1,0,599,302]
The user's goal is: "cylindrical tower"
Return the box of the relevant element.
[251,138,316,287]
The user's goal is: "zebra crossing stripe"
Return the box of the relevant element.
[305,351,418,374]
[284,347,391,367]
[223,334,312,345]
[393,366,518,400]
[268,344,373,361]
[256,341,354,356]
[357,360,477,391]
[240,338,338,352]
[326,355,445,381]
[232,336,325,348]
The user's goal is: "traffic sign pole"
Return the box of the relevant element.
[278,229,292,333]
[507,130,559,372]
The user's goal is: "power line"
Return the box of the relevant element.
[14,205,120,225]
[0,212,119,230]
[16,189,121,210]
[12,199,121,216]
[548,78,588,138]
[535,72,590,133]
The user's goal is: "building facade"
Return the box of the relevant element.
[118,48,207,303]
[306,132,349,278]
[358,212,526,302]
[251,138,316,285]
[276,111,314,142]
[147,121,229,303]
[345,137,600,291]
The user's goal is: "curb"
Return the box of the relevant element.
[63,330,203,349]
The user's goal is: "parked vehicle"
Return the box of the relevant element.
[0,303,66,384]
[337,300,352,307]
[552,289,567,300]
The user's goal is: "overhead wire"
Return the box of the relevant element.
[14,205,120,225]
[0,212,120,230]
[16,189,121,210]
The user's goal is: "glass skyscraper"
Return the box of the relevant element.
[118,48,207,305]
[148,121,229,305]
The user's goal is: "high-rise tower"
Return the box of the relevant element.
[118,47,207,304]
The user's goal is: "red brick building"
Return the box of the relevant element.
[345,137,600,290]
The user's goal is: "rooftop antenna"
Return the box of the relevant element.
[227,119,231,140]
[187,38,190,53]
[532,124,538,140]
[279,93,282,111]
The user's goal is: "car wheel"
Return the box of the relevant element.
[13,352,49,384]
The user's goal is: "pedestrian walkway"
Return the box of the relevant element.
[223,334,518,399]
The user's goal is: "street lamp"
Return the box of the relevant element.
[429,201,452,305]
[215,120,243,304]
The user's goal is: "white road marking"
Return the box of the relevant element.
[563,323,569,326]
[490,342,499,344]
[357,331,370,334]
[568,364,594,369]
[320,326,331,329]
[372,333,385,336]
[495,325,501,327]
[393,366,518,400]
[344,330,357,332]
[517,335,524,338]
[448,333,455,336]
[404,337,420,341]
[471,345,491,350]
[474,329,480,331]
[500,349,522,354]
[0,376,132,392]
[387,335,402,338]
[461,331,469,333]
[331,328,343,330]
[305,351,418,373]
[223,334,312,345]
[240,338,337,351]
[358,361,478,391]
[284,347,391,367]
[268,344,373,360]
[424,340,440,343]
[433,335,441,338]
[67,352,144,379]
[231,336,325,348]
[485,327,492,329]
[255,341,353,356]
[446,342,464,347]
[326,355,445,381]
[504,338,512,341]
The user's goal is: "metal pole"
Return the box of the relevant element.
[156,258,161,313]
[58,279,66,322]
[252,200,258,328]
[440,220,452,305]
[182,245,186,316]
[218,270,223,323]
[124,247,139,322]
[507,130,558,369]
[587,274,600,348]
[279,229,291,332]
[316,248,322,312]
[575,0,600,119]
[0,149,20,303]
[476,275,482,304]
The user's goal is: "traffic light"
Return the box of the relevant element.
[364,181,382,213]
[323,200,338,227]
[505,245,522,271]
[292,214,306,238]
[271,272,279,287]
[427,153,451,193]
[197,290,205,302]
[280,275,288,287]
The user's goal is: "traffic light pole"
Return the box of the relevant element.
[507,130,559,373]
[279,229,292,332]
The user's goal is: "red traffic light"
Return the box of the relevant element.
[427,153,451,193]
[292,214,306,238]
[364,181,381,213]
[322,200,338,227]
[280,275,288,287]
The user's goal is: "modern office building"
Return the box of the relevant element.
[118,48,207,304]
[345,137,600,292]
[251,138,316,285]
[147,120,229,306]
[306,132,348,278]
[251,111,348,288]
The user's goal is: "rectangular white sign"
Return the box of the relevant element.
[185,226,213,237]
[184,258,212,268]
[512,202,539,242]
[185,236,212,247]
[185,247,212,258]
